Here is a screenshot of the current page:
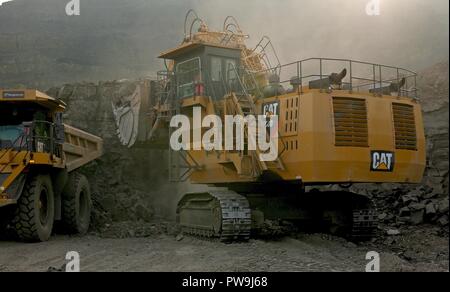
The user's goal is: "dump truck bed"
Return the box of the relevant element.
[63,124,103,172]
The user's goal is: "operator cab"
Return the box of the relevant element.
[0,90,65,156]
[0,103,44,149]
[159,42,242,100]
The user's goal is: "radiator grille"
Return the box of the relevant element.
[392,103,417,150]
[333,97,368,147]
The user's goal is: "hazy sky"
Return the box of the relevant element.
[190,0,449,70]
[0,0,448,87]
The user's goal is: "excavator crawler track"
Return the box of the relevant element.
[178,190,252,242]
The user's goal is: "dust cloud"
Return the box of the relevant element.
[191,0,449,70]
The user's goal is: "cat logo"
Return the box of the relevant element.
[262,102,280,129]
[262,102,280,116]
[371,151,395,172]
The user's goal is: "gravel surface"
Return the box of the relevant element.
[0,224,447,272]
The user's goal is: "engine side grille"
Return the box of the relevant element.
[392,103,417,150]
[333,97,368,147]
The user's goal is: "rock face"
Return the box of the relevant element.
[420,62,449,194]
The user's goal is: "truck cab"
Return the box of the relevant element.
[0,90,65,157]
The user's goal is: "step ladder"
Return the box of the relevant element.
[226,92,285,177]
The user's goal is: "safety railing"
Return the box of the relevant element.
[156,70,176,105]
[159,57,418,101]
[251,36,282,76]
[248,57,418,99]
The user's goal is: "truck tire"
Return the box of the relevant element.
[12,174,55,242]
[61,173,91,235]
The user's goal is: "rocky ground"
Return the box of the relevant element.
[0,221,447,272]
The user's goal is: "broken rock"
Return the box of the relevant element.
[402,195,418,204]
[438,199,449,214]
[176,234,184,241]
[399,207,411,217]
[437,215,449,226]
[409,202,426,211]
[409,210,425,225]
[409,190,423,199]
[378,213,387,220]
[135,204,154,222]
[398,216,411,224]
[425,203,437,215]
[387,229,401,236]
[423,192,439,200]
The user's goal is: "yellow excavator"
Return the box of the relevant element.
[0,89,103,242]
[112,11,426,241]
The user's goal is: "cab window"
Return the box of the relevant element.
[176,57,201,98]
[0,125,24,145]
[211,56,222,82]
[225,59,238,89]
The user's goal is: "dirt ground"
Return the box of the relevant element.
[0,223,447,272]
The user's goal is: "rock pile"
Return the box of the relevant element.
[374,185,449,228]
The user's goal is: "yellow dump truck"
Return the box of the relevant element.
[0,89,103,242]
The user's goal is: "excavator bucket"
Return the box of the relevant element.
[112,82,143,148]
[111,79,170,149]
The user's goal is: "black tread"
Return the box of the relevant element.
[61,173,91,235]
[12,175,54,242]
[178,190,251,242]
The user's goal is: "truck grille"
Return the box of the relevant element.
[333,97,368,147]
[392,103,417,150]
